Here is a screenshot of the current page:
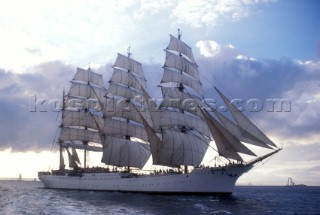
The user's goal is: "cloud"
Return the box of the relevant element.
[196,40,221,57]
[1,37,319,152]
[0,60,164,152]
[197,42,320,185]
[0,40,319,186]
[0,61,75,151]
[197,39,242,60]
[196,40,320,147]
[134,0,174,17]
[0,0,278,74]
[238,141,320,185]
[172,0,276,27]
[1,0,319,185]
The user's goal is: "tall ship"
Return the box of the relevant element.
[39,31,281,194]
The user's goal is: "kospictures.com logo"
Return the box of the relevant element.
[29,95,291,113]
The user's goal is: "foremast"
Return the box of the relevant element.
[150,30,211,172]
[144,30,281,172]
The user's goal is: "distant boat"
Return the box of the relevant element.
[286,177,306,187]
[18,173,22,181]
[38,30,281,194]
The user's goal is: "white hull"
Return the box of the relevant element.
[39,165,253,194]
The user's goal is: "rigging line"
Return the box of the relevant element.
[87,81,106,113]
[50,129,58,152]
[84,66,107,112]
[135,140,151,152]
[250,151,277,170]
[216,156,229,165]
[86,94,105,134]
[88,111,104,141]
[50,111,61,152]
[206,155,229,166]
[198,61,276,146]
[183,89,237,163]
[197,60,237,100]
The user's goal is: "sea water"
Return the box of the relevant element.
[0,180,319,215]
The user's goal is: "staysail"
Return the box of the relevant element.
[213,109,272,149]
[200,108,256,161]
[215,87,277,148]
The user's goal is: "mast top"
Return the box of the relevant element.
[178,29,182,40]
[127,46,132,58]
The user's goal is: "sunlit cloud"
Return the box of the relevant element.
[0,0,276,74]
[196,40,221,57]
[195,39,320,150]
[172,0,274,27]
[0,148,58,179]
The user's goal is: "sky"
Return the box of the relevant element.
[0,0,319,185]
